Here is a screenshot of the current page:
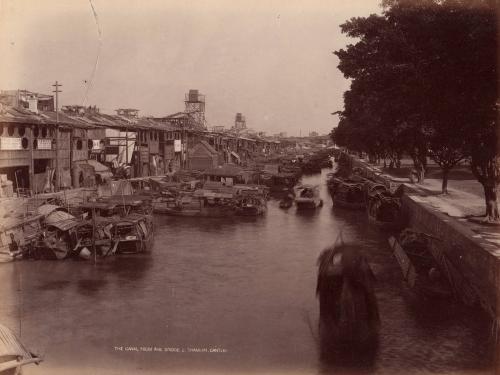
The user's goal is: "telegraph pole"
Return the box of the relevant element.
[52,81,62,123]
[52,81,62,190]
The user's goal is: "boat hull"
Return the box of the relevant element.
[157,207,236,217]
[236,205,266,216]
[295,199,323,209]
[389,237,452,299]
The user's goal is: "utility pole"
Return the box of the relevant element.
[52,81,62,191]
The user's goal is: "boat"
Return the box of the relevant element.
[236,195,267,216]
[35,205,81,260]
[233,184,268,216]
[72,202,118,258]
[295,184,323,209]
[279,199,293,209]
[0,323,42,374]
[111,213,154,254]
[316,243,379,349]
[93,196,154,254]
[279,190,295,209]
[366,191,402,230]
[261,172,299,194]
[0,214,44,262]
[156,189,237,217]
[328,177,366,210]
[389,231,452,299]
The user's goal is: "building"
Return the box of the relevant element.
[0,103,104,194]
[0,90,55,112]
[188,140,219,170]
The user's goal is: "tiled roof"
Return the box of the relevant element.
[0,105,280,145]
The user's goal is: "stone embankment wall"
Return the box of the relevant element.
[350,156,500,322]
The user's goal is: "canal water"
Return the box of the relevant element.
[0,169,495,375]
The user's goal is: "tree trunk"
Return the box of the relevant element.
[441,168,450,194]
[482,184,500,222]
[411,153,426,183]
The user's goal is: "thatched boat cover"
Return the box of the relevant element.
[36,204,67,217]
[0,323,41,372]
[0,324,35,359]
[45,210,80,231]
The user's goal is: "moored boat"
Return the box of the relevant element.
[366,191,402,230]
[279,189,295,209]
[74,196,154,256]
[0,323,42,374]
[295,184,323,209]
[156,189,237,217]
[35,205,81,260]
[389,230,452,299]
[328,177,366,210]
[236,195,267,216]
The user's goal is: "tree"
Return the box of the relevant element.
[333,0,498,216]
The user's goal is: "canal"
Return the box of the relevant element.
[0,169,495,375]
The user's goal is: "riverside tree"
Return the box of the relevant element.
[332,0,498,217]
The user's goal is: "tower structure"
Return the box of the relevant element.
[234,113,246,131]
[184,89,206,129]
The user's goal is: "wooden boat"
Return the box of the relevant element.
[156,190,237,217]
[295,185,323,209]
[72,202,117,258]
[262,172,299,193]
[389,233,452,299]
[317,244,379,348]
[236,195,267,216]
[328,177,366,210]
[89,196,154,254]
[0,323,42,374]
[279,199,293,209]
[111,213,154,254]
[367,191,401,230]
[233,185,268,216]
[0,214,44,262]
[279,190,295,209]
[35,205,81,260]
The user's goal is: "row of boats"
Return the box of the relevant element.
[326,172,403,230]
[329,152,456,301]
[0,171,328,262]
[1,194,155,262]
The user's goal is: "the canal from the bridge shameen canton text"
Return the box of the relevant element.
[0,169,495,375]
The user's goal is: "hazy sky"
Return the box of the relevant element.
[0,0,381,136]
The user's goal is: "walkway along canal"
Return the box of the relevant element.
[0,169,495,375]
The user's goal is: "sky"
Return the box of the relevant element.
[0,0,382,136]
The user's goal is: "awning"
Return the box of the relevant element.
[45,210,80,231]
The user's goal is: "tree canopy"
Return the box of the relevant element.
[332,0,498,217]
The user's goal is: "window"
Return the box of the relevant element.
[76,139,83,150]
[8,125,14,136]
[41,127,47,138]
